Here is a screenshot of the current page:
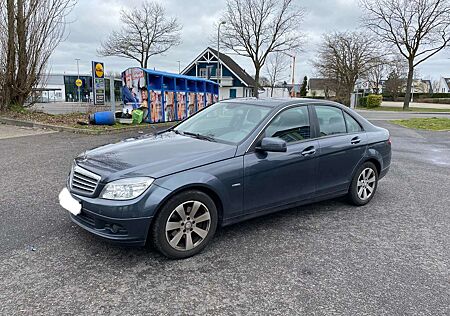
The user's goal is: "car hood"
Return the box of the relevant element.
[75,132,237,181]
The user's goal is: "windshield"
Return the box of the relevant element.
[174,102,272,144]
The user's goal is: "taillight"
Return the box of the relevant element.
[387,137,392,145]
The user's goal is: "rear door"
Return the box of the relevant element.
[312,105,367,196]
[243,105,318,213]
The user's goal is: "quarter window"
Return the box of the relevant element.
[315,106,346,136]
[265,106,311,143]
[344,112,362,133]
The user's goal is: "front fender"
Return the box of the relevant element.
[153,157,244,220]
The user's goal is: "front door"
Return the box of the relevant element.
[243,105,318,214]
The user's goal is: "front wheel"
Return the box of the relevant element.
[348,162,378,206]
[150,190,218,259]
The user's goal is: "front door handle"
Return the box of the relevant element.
[301,146,316,156]
[351,136,361,144]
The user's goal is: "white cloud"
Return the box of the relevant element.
[48,0,450,81]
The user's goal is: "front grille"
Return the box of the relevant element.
[70,165,101,196]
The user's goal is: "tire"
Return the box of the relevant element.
[348,161,379,206]
[150,190,218,259]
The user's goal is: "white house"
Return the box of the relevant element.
[181,47,257,100]
[438,77,450,93]
[307,79,336,97]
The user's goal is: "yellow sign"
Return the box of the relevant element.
[75,79,82,87]
[95,63,104,78]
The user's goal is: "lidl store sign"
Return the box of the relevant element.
[92,61,105,105]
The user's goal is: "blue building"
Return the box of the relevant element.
[181,47,257,100]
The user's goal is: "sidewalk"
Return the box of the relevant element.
[29,102,113,114]
[381,101,450,110]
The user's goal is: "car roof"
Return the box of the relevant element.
[220,97,344,109]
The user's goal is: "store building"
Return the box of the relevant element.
[32,73,122,103]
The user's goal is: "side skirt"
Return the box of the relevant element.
[221,190,348,227]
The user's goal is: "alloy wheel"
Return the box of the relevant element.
[165,200,211,251]
[357,168,376,201]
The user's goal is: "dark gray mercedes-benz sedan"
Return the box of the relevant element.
[59,98,391,259]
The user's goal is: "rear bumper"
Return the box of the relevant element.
[379,165,390,179]
[70,208,152,246]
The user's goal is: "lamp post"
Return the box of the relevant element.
[217,21,227,95]
[75,58,80,102]
[281,52,296,97]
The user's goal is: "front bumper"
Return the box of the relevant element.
[70,209,152,246]
[66,183,172,246]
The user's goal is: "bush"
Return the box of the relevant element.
[358,96,368,107]
[366,94,382,108]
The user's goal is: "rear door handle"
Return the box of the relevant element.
[351,136,361,144]
[301,146,316,156]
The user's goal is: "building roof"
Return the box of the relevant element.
[443,78,450,88]
[182,47,258,88]
[141,68,218,85]
[308,78,336,91]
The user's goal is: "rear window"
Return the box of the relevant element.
[344,112,362,133]
[315,106,346,136]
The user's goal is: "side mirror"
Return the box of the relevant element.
[256,137,287,152]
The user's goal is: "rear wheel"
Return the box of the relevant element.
[348,162,378,206]
[150,190,218,259]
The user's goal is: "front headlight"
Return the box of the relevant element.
[100,177,154,200]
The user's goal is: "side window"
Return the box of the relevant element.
[315,106,346,136]
[265,106,311,143]
[344,112,362,133]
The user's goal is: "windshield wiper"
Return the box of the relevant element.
[181,131,216,142]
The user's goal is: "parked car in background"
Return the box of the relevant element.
[59,98,391,259]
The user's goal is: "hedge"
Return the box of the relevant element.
[359,94,382,108]
[367,94,383,108]
[382,93,450,100]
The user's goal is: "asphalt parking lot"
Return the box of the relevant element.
[0,117,449,315]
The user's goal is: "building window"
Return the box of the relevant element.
[199,68,207,78]
[229,88,237,98]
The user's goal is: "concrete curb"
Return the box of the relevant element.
[356,109,450,115]
[0,117,174,135]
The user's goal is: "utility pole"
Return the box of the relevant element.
[217,21,226,98]
[75,58,81,102]
[177,61,181,74]
[110,74,115,114]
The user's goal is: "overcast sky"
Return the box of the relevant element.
[49,0,450,82]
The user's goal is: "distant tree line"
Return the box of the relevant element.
[312,0,450,108]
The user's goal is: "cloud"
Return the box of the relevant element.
[48,0,450,81]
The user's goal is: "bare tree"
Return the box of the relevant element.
[264,52,289,97]
[367,57,389,94]
[360,0,450,109]
[314,31,382,105]
[0,0,76,109]
[383,57,408,101]
[220,0,304,97]
[98,1,181,69]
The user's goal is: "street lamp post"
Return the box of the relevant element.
[217,21,227,97]
[281,52,296,97]
[75,58,81,103]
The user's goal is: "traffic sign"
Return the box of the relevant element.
[75,79,82,87]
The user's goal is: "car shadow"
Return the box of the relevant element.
[71,196,354,264]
